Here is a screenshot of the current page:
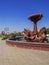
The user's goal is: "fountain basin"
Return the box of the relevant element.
[6,39,49,51]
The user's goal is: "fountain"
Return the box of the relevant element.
[23,13,46,42]
[6,13,49,51]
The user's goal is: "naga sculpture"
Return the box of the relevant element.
[23,13,46,42]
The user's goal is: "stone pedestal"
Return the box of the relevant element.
[33,22,37,34]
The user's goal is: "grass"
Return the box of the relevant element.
[0,36,4,38]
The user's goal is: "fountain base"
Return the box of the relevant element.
[6,39,49,51]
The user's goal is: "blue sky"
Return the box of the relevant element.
[0,0,49,32]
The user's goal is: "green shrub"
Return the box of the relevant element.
[2,35,8,40]
[46,28,49,34]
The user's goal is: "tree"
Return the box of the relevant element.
[9,33,16,39]
[46,28,49,34]
[4,27,9,34]
[1,31,6,35]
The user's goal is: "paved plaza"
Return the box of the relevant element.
[0,39,49,65]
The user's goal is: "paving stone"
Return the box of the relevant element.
[0,39,49,65]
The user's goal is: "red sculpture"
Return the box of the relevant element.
[23,13,46,42]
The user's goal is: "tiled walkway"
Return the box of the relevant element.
[0,39,49,65]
